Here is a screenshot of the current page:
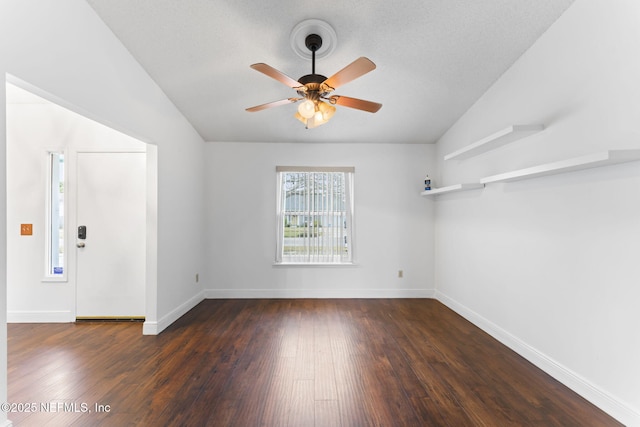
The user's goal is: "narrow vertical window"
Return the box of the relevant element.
[46,152,65,277]
[276,166,354,264]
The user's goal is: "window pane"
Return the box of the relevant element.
[48,152,64,276]
[277,169,353,264]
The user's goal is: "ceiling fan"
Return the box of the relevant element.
[246,33,382,129]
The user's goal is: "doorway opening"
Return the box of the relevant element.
[6,77,156,325]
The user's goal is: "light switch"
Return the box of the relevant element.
[21,224,33,236]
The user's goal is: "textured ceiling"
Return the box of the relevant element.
[85,0,574,144]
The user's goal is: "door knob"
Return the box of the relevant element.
[76,242,86,248]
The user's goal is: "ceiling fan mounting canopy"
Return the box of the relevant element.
[305,33,322,52]
[289,19,336,60]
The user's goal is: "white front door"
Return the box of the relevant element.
[76,152,146,318]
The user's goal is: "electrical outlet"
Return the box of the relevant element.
[398,270,403,278]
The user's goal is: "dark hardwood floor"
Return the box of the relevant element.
[8,299,621,426]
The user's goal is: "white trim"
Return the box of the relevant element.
[204,289,436,299]
[273,262,358,267]
[142,291,205,335]
[7,310,73,323]
[142,321,159,335]
[276,166,355,173]
[144,145,159,335]
[435,291,640,427]
[40,277,68,283]
[3,419,14,427]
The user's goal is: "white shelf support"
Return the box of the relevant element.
[480,150,640,184]
[444,124,544,161]
[421,183,485,197]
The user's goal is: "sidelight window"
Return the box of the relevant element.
[46,151,65,278]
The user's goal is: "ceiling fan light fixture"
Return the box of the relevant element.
[294,100,336,129]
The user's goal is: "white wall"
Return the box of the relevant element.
[205,142,435,298]
[434,0,640,424]
[1,1,207,422]
[6,85,147,322]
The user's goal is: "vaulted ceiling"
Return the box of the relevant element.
[85,0,574,143]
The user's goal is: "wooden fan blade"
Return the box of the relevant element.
[250,63,302,88]
[331,96,382,113]
[246,98,300,112]
[322,57,376,90]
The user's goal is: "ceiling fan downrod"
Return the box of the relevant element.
[297,34,329,99]
[305,33,322,75]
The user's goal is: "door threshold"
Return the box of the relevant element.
[76,317,145,323]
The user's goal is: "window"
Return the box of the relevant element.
[276,166,354,264]
[46,151,65,278]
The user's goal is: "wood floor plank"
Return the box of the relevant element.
[315,399,341,427]
[314,310,338,401]
[287,379,315,427]
[260,374,294,426]
[7,299,623,426]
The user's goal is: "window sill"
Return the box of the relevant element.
[273,262,358,268]
[42,276,68,283]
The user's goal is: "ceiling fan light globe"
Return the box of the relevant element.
[317,101,336,121]
[294,111,308,125]
[298,100,315,119]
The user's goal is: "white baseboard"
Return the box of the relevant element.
[7,310,73,323]
[435,291,640,427]
[143,290,205,335]
[204,288,436,299]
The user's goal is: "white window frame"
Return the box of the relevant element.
[275,166,355,265]
[44,150,67,281]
